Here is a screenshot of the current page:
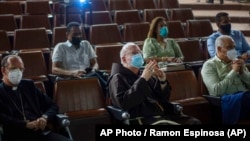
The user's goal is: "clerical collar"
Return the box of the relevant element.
[12,86,17,91]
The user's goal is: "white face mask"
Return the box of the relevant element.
[226,49,238,60]
[8,69,23,85]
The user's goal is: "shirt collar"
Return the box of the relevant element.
[214,55,231,64]
[217,30,234,36]
[66,40,74,48]
[66,40,83,49]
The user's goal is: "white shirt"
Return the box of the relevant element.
[52,40,97,71]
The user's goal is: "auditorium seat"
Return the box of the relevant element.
[0,1,23,15]
[186,19,214,60]
[52,26,67,48]
[132,0,157,11]
[113,10,142,26]
[108,0,133,11]
[14,28,51,51]
[186,19,214,39]
[0,14,17,32]
[25,0,52,15]
[89,23,123,46]
[0,1,23,28]
[53,78,111,141]
[52,2,82,14]
[84,11,113,26]
[53,14,82,27]
[169,8,195,23]
[158,0,180,8]
[91,0,108,11]
[123,22,150,46]
[177,39,206,62]
[167,20,186,39]
[177,39,206,79]
[20,15,52,30]
[143,9,169,23]
[34,80,47,94]
[165,69,212,124]
[18,50,55,97]
[18,51,48,82]
[95,44,123,71]
[52,0,86,26]
[0,30,12,53]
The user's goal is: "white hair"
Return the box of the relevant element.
[215,35,233,49]
[120,42,140,65]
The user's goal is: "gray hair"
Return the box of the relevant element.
[120,42,140,65]
[215,35,233,49]
[1,55,22,67]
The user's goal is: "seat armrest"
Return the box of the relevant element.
[48,73,58,84]
[202,95,221,107]
[56,114,74,140]
[170,102,183,115]
[56,114,70,128]
[106,106,130,121]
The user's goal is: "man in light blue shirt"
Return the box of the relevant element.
[207,12,250,62]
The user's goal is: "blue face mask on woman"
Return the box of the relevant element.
[160,26,168,38]
[130,53,144,68]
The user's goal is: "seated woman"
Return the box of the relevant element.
[143,16,184,65]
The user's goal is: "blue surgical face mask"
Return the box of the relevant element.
[159,26,168,38]
[130,53,144,68]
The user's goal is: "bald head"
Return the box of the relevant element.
[1,55,23,68]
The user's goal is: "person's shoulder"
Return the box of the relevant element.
[0,81,4,89]
[80,40,93,48]
[144,37,155,42]
[166,38,176,42]
[232,29,241,33]
[208,32,219,38]
[20,79,35,86]
[81,40,91,45]
[231,30,244,35]
[54,42,68,49]
[203,57,218,66]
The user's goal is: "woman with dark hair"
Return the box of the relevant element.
[143,16,184,64]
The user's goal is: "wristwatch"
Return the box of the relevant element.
[42,114,48,120]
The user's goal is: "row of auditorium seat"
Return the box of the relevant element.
[0,19,214,51]
[0,0,180,15]
[0,33,209,84]
[3,59,247,141]
[0,34,209,76]
[44,66,244,141]
[0,8,195,30]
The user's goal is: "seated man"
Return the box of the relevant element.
[52,22,98,78]
[107,42,201,125]
[0,55,72,141]
[202,35,250,124]
[52,22,107,92]
[207,12,250,62]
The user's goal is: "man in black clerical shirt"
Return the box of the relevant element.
[0,55,72,141]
